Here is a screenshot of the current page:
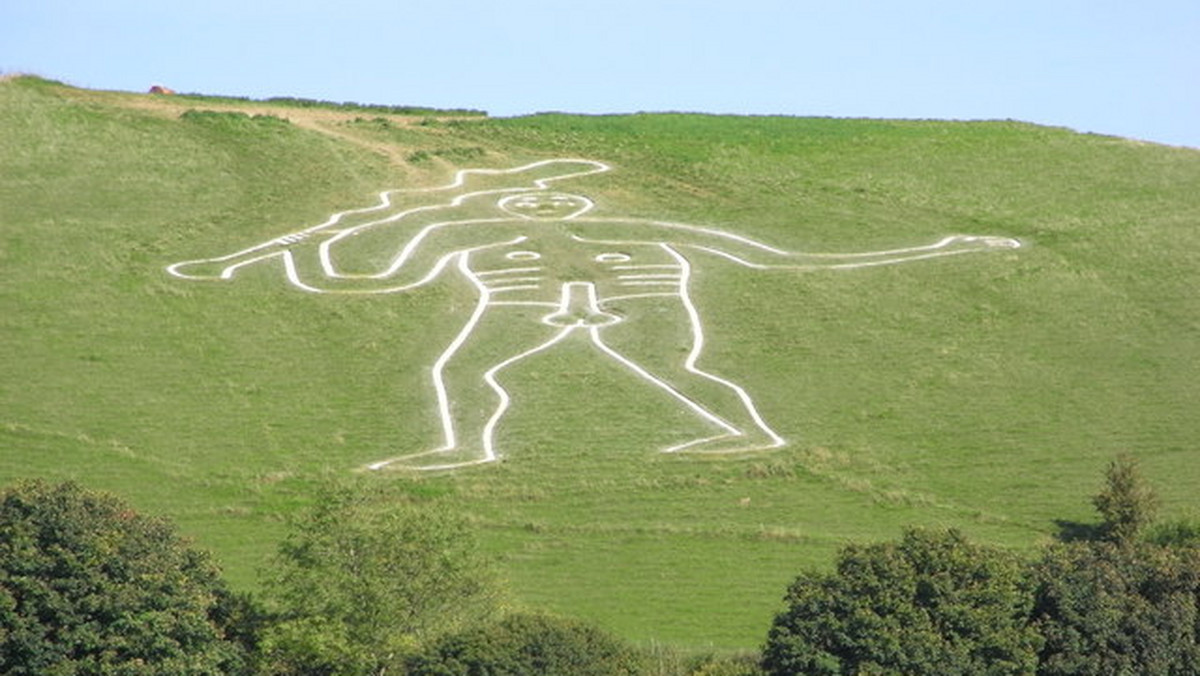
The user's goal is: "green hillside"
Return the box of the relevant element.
[2,75,1198,649]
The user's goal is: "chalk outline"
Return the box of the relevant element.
[166,159,610,282]
[166,159,1021,471]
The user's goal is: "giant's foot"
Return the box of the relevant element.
[363,447,497,472]
[662,432,786,456]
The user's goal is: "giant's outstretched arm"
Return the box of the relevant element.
[688,233,1021,270]
[569,219,1020,270]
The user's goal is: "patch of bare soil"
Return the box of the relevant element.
[57,85,479,169]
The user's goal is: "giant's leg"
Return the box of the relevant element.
[366,301,564,471]
[594,295,785,455]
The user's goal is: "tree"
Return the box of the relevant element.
[1032,540,1200,675]
[1093,454,1159,544]
[0,480,246,675]
[405,612,643,676]
[1034,457,1199,673]
[257,482,502,676]
[1147,517,1200,548]
[762,528,1041,676]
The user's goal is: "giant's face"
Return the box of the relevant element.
[498,192,593,220]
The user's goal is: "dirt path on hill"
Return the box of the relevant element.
[58,85,476,169]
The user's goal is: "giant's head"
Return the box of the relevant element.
[498,192,593,220]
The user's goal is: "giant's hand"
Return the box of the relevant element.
[165,231,317,281]
[941,234,1022,250]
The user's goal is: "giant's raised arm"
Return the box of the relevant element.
[165,232,309,281]
[167,159,611,288]
[167,219,526,294]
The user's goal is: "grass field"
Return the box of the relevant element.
[2,76,1199,650]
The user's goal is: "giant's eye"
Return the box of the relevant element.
[595,253,631,263]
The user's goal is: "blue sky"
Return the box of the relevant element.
[4,0,1197,148]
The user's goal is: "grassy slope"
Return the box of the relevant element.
[3,77,1199,649]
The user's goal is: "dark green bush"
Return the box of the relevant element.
[257,484,501,676]
[0,480,247,675]
[1093,454,1159,544]
[170,91,484,116]
[407,612,643,676]
[263,96,485,117]
[762,528,1040,675]
[1147,518,1200,547]
[1032,540,1200,675]
[685,652,766,676]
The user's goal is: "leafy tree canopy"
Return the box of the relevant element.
[0,480,245,675]
[257,482,502,676]
[406,612,643,676]
[1093,453,1159,545]
[762,528,1041,676]
[1033,540,1200,675]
